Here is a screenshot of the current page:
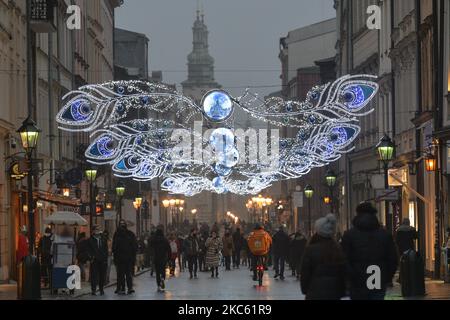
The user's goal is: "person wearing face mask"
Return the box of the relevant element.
[112,220,137,295]
[87,225,108,295]
[184,229,200,279]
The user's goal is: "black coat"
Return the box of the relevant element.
[87,235,108,263]
[341,213,398,296]
[112,227,138,264]
[289,235,307,266]
[184,236,200,257]
[151,233,171,265]
[300,236,346,300]
[272,230,290,258]
[76,238,90,264]
[232,231,244,249]
[395,225,417,254]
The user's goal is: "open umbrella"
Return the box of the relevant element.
[44,211,88,226]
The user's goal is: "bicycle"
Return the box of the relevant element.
[255,255,265,286]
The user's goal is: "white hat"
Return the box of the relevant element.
[314,214,337,238]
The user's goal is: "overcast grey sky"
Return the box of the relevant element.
[116,0,335,97]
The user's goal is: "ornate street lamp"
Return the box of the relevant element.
[325,169,337,187]
[135,194,143,238]
[17,116,40,152]
[425,154,437,172]
[304,185,314,237]
[323,196,331,205]
[376,134,395,233]
[115,181,125,223]
[85,166,98,229]
[377,135,395,163]
[17,117,41,257]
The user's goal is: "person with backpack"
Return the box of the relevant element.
[205,230,222,278]
[247,224,272,281]
[38,227,54,288]
[341,202,398,300]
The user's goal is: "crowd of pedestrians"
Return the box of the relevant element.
[20,200,422,300]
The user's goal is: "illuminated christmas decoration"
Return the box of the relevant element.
[56,75,379,196]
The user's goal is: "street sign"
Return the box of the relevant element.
[292,191,303,208]
[375,189,400,202]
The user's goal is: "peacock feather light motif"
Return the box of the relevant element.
[56,75,379,196]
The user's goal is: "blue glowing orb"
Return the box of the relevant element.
[214,163,233,176]
[216,148,240,168]
[212,176,227,193]
[202,90,234,122]
[209,128,235,152]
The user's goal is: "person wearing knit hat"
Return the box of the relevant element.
[300,214,346,300]
[314,214,337,238]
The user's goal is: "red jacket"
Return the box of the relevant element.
[16,234,29,263]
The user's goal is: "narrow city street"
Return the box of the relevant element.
[77,268,304,300]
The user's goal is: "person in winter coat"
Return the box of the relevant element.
[87,225,109,295]
[168,233,180,275]
[16,226,29,265]
[198,235,207,272]
[136,237,146,272]
[147,231,156,277]
[341,202,398,300]
[300,214,346,300]
[151,228,171,291]
[272,226,290,280]
[395,218,418,255]
[205,231,223,278]
[232,228,244,268]
[38,227,53,287]
[112,220,138,295]
[76,232,89,281]
[184,229,200,279]
[222,232,234,271]
[289,232,307,278]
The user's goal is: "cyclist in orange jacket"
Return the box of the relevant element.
[247,224,272,281]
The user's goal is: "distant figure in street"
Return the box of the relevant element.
[205,231,222,278]
[147,230,156,277]
[289,231,307,279]
[16,226,29,264]
[168,233,180,276]
[300,214,346,300]
[222,231,234,271]
[103,231,113,284]
[76,232,89,281]
[151,228,171,292]
[87,225,108,296]
[197,234,207,272]
[113,220,138,295]
[341,202,398,300]
[184,228,200,279]
[272,226,290,280]
[232,228,245,268]
[38,227,54,287]
[247,224,272,281]
[136,236,146,272]
[395,218,418,255]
